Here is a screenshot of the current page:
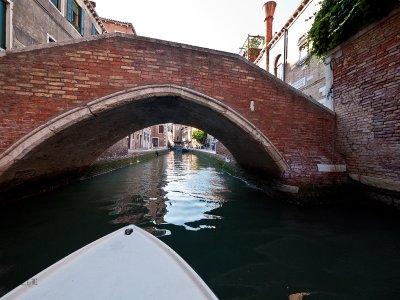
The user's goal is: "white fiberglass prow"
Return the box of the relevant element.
[2,225,218,300]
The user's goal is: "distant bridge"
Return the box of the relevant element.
[0,33,345,193]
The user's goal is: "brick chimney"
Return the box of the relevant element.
[263,1,276,45]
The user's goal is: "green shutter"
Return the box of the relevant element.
[0,0,6,49]
[67,0,73,22]
[79,7,85,35]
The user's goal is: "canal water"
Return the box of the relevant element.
[1,152,400,299]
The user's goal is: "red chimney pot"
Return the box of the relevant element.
[263,1,277,45]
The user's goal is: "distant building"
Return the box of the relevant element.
[172,124,183,147]
[170,124,196,148]
[206,134,217,151]
[128,127,152,150]
[167,123,174,148]
[127,125,169,151]
[151,124,167,148]
[181,126,192,148]
[100,17,135,35]
[249,0,332,109]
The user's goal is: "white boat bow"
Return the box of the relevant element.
[2,225,218,300]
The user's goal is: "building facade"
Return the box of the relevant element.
[254,0,332,109]
[127,125,169,151]
[100,17,135,34]
[0,0,106,50]
[128,127,152,150]
[254,1,400,193]
[151,124,167,148]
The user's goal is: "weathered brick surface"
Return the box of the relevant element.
[0,34,344,188]
[216,142,236,163]
[97,138,129,160]
[333,10,400,188]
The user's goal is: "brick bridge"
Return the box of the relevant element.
[0,33,345,193]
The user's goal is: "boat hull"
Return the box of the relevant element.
[2,225,217,300]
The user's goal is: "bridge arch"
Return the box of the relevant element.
[0,85,288,189]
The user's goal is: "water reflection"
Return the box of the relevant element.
[103,152,226,232]
[162,153,226,231]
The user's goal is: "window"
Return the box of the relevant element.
[274,54,283,80]
[158,125,164,134]
[67,0,85,35]
[297,34,309,66]
[152,138,159,148]
[0,0,6,49]
[0,0,12,50]
[50,0,61,11]
[91,23,98,35]
[47,33,56,43]
[276,62,283,80]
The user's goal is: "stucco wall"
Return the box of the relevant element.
[12,0,102,48]
[260,0,326,104]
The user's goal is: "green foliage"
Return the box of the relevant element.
[247,36,263,49]
[192,129,207,144]
[307,0,398,60]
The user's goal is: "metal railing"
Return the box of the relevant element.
[239,34,265,61]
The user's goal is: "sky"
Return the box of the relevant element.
[93,0,301,53]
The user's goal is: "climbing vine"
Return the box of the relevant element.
[307,0,399,60]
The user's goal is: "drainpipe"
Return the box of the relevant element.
[283,28,288,82]
[263,1,276,71]
[324,56,334,110]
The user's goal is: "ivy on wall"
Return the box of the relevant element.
[307,0,399,60]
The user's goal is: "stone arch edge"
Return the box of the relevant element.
[0,84,289,179]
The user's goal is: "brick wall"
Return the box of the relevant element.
[216,142,236,163]
[333,9,400,191]
[97,137,128,160]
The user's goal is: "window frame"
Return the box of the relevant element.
[50,0,61,11]
[152,137,159,148]
[273,54,283,80]
[91,23,98,35]
[297,34,309,66]
[47,33,57,43]
[158,125,164,134]
[0,0,13,50]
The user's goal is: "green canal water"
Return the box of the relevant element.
[1,152,400,299]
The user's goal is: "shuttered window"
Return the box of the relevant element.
[67,0,84,35]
